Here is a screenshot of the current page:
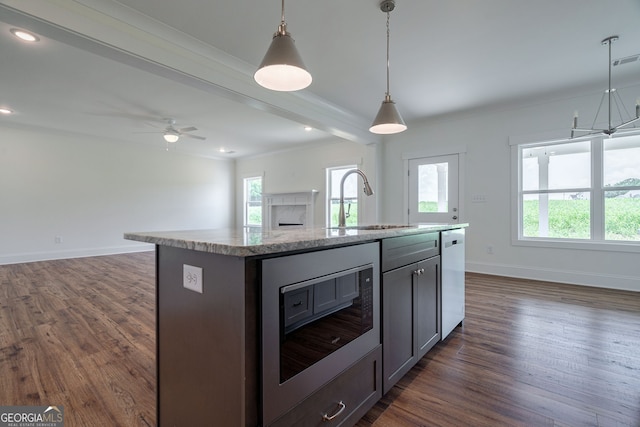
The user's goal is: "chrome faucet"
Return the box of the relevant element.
[338,169,374,227]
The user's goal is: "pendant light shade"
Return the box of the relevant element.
[370,95,407,134]
[254,1,312,92]
[370,0,406,135]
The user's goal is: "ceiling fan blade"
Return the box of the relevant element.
[178,126,198,133]
[184,134,206,141]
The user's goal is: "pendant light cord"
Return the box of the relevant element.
[281,0,286,26]
[607,38,612,132]
[385,11,391,98]
[275,0,286,35]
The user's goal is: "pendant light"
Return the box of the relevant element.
[370,0,407,135]
[254,0,312,92]
[571,35,640,138]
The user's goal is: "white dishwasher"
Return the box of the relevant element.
[441,228,465,340]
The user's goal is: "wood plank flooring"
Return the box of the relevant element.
[0,253,156,426]
[357,273,640,427]
[1,253,639,426]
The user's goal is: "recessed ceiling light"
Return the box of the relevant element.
[304,126,313,131]
[10,28,40,42]
[0,108,13,115]
[219,148,235,154]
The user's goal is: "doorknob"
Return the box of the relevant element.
[452,215,458,220]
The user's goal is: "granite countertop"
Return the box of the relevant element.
[124,223,468,257]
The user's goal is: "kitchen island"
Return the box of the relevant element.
[125,224,467,426]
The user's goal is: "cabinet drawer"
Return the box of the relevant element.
[269,345,382,427]
[382,232,440,272]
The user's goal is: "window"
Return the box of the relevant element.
[514,133,640,247]
[603,136,640,240]
[326,165,358,227]
[243,176,262,227]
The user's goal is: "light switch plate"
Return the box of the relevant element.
[183,264,203,294]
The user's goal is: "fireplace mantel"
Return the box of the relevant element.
[262,190,319,230]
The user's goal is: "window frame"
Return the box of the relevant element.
[510,131,640,253]
[243,175,263,227]
[326,165,359,228]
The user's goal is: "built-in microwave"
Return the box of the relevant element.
[279,264,374,382]
[261,242,380,426]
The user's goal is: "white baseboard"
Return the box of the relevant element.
[466,260,640,292]
[0,243,155,265]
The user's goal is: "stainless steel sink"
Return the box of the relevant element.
[328,224,413,230]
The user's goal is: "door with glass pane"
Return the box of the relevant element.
[408,155,459,224]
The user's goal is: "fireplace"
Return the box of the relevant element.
[263,190,318,229]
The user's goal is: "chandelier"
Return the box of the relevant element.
[571,35,639,138]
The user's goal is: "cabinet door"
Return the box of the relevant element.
[382,263,416,394]
[416,256,441,359]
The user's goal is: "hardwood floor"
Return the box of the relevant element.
[0,253,156,426]
[357,273,640,427]
[1,254,639,426]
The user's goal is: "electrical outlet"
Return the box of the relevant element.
[183,264,203,294]
[54,236,63,244]
[486,245,494,255]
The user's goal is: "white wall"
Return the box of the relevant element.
[7,81,638,292]
[0,125,234,264]
[381,82,640,291]
[235,138,378,227]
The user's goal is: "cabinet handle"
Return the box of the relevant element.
[322,401,346,422]
[413,268,425,276]
[292,301,302,307]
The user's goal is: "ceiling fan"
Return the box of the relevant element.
[142,118,207,143]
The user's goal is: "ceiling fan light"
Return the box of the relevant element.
[370,96,407,134]
[254,31,312,91]
[163,132,179,143]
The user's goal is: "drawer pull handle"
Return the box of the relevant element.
[322,401,346,422]
[292,301,302,307]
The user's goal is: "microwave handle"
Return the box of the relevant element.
[280,264,373,294]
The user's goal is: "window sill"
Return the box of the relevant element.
[512,237,640,253]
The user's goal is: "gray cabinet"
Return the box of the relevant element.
[415,256,440,356]
[270,345,382,427]
[381,233,441,394]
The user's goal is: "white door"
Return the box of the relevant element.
[408,154,459,224]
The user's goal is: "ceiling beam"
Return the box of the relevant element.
[0,0,379,146]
